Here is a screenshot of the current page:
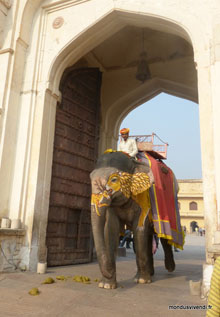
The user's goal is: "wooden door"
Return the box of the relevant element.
[46,68,102,266]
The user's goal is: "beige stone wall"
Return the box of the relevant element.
[0,228,26,271]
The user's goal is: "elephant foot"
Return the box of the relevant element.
[165,257,175,272]
[134,273,152,284]
[98,279,117,289]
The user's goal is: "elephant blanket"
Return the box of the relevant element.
[138,152,184,249]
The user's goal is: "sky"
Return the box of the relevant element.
[119,93,202,180]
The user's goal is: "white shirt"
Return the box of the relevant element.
[118,138,138,157]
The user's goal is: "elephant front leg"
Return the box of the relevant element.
[133,219,153,284]
[100,208,120,289]
[91,206,119,289]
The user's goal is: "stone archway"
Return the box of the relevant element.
[35,15,201,267]
[43,18,199,267]
[102,77,198,152]
[10,2,217,273]
[191,221,199,233]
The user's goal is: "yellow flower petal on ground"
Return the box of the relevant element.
[42,277,55,284]
[28,287,40,296]
[73,275,91,283]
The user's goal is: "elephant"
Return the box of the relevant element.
[90,151,176,289]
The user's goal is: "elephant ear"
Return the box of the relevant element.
[130,172,151,195]
[130,172,151,227]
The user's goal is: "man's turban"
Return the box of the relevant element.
[120,128,130,135]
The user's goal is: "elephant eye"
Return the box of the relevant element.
[111,177,118,183]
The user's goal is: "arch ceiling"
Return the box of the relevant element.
[46,10,197,99]
[77,23,197,138]
[26,6,197,142]
[84,25,194,73]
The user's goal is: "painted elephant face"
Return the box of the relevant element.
[91,169,151,220]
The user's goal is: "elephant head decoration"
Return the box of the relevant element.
[92,169,152,226]
[90,151,175,289]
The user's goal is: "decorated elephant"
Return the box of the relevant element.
[90,151,184,289]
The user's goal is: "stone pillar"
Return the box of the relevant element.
[99,124,118,154]
[0,0,14,215]
[196,59,218,263]
[28,89,58,270]
[8,89,37,222]
[0,38,27,219]
[0,0,12,49]
[210,50,220,245]
[196,49,220,297]
[99,127,107,154]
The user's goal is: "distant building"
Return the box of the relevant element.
[177,180,204,233]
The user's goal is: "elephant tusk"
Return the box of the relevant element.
[91,193,110,216]
[94,204,101,216]
[99,203,109,208]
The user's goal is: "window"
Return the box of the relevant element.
[189,201,198,210]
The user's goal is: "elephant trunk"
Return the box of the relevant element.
[91,201,114,279]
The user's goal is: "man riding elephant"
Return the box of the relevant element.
[118,128,138,157]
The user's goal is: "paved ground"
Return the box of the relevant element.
[0,234,208,317]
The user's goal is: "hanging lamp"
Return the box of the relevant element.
[136,29,151,83]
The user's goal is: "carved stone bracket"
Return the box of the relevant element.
[0,0,12,9]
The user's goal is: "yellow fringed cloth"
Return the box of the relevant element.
[207,257,220,317]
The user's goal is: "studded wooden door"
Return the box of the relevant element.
[46,68,102,266]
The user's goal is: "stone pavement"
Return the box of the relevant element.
[0,234,208,317]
